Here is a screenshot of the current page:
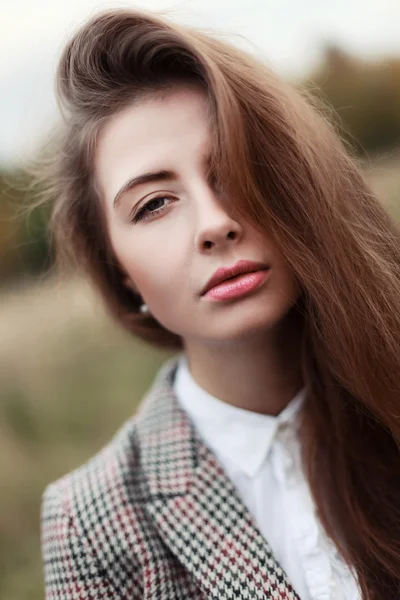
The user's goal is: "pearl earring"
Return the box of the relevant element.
[140,303,149,314]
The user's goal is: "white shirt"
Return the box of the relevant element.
[174,355,361,600]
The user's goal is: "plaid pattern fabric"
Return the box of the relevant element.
[41,356,301,599]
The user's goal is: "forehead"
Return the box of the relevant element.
[94,86,212,203]
[97,87,210,163]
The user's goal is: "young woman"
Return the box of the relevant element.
[39,7,400,600]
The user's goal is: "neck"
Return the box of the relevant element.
[183,306,305,416]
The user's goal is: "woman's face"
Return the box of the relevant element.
[95,86,301,345]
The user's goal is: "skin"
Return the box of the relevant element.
[95,86,305,416]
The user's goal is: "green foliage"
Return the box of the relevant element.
[303,46,400,155]
[0,169,53,286]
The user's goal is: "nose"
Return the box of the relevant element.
[195,190,244,253]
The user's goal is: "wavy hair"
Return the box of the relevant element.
[32,8,400,598]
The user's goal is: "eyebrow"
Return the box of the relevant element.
[112,152,213,209]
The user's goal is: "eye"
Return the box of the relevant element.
[131,196,174,223]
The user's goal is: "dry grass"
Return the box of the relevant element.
[0,276,171,600]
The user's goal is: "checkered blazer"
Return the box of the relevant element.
[41,356,301,599]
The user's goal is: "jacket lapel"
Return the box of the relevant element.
[135,357,301,600]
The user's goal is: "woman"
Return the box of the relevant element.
[39,7,400,600]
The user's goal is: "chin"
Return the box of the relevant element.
[198,317,281,345]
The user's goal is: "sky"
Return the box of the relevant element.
[1,0,400,166]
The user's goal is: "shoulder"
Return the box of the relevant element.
[41,354,182,599]
[42,353,181,518]
[43,407,141,505]
[42,408,141,509]
[41,415,144,598]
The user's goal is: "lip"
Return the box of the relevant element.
[201,259,270,297]
[203,269,271,301]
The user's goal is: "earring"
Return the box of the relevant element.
[140,303,149,314]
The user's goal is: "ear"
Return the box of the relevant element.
[123,277,140,295]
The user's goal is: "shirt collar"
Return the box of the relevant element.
[173,354,306,478]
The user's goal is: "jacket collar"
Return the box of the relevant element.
[134,355,196,497]
[135,356,301,600]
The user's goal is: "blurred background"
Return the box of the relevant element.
[1,1,400,598]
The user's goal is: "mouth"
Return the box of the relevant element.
[201,260,270,297]
[202,268,271,301]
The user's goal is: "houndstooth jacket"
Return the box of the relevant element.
[41,355,302,599]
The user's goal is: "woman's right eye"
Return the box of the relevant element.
[131,196,174,223]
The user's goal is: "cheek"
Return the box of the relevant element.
[114,233,187,299]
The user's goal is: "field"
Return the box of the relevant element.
[0,276,173,599]
[0,153,399,599]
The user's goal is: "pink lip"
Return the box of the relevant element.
[202,261,271,300]
[203,268,271,301]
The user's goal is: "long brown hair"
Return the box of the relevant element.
[31,8,400,598]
